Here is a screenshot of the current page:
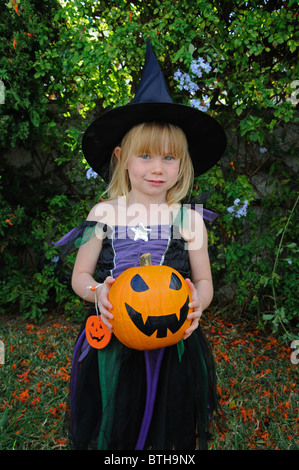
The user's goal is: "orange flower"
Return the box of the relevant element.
[35,381,42,394]
[13,1,20,15]
[46,402,68,416]
[240,407,247,423]
[58,366,70,381]
[26,324,35,333]
[19,389,30,403]
[31,397,40,406]
[55,439,68,445]
[17,370,30,383]
[16,409,26,421]
[261,431,269,442]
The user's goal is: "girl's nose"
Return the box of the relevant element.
[151,157,163,173]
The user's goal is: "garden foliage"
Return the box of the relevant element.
[0,0,298,338]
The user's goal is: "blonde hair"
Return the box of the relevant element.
[106,122,194,205]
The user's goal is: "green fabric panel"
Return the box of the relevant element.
[176,339,185,362]
[192,333,208,429]
[97,339,123,449]
[172,205,189,230]
[74,224,98,248]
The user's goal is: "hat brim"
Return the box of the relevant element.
[82,101,226,182]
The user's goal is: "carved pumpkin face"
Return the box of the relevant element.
[86,315,111,349]
[109,265,192,350]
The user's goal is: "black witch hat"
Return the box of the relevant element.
[82,39,226,181]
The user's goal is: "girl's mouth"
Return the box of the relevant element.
[145,179,165,186]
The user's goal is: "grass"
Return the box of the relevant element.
[0,310,298,450]
[0,318,76,450]
[205,311,299,450]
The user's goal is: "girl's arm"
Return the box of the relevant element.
[71,206,115,330]
[181,209,214,339]
[71,233,115,330]
[71,233,104,302]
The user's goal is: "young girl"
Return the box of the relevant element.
[55,41,226,450]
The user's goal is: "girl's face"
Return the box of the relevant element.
[125,143,180,204]
[110,123,192,205]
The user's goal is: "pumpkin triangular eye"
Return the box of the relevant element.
[169,272,182,290]
[130,274,149,292]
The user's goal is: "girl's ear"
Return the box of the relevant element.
[114,146,121,161]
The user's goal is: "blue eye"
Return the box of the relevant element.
[164,156,175,161]
[140,154,150,159]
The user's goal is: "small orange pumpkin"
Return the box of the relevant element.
[109,253,192,350]
[86,315,111,349]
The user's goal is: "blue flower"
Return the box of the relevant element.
[190,95,210,112]
[174,70,199,94]
[190,99,207,112]
[86,168,98,179]
[227,199,249,218]
[190,57,212,77]
[174,57,212,101]
[174,69,182,81]
[190,62,203,78]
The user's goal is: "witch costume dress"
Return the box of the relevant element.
[54,40,226,450]
[55,217,220,450]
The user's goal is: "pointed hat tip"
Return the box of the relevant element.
[132,39,173,104]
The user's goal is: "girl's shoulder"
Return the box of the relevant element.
[173,205,205,228]
[86,197,127,225]
[175,206,207,246]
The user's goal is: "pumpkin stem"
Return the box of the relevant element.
[140,253,152,266]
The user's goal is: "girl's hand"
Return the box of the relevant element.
[97,276,115,331]
[183,278,202,340]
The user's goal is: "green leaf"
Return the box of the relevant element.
[30,110,40,127]
[262,315,274,321]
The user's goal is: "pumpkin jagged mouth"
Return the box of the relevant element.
[124,297,189,338]
[89,332,105,343]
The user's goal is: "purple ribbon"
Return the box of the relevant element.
[52,226,82,247]
[70,329,86,436]
[202,208,218,222]
[135,348,165,450]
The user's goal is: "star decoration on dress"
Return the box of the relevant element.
[131,223,152,242]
